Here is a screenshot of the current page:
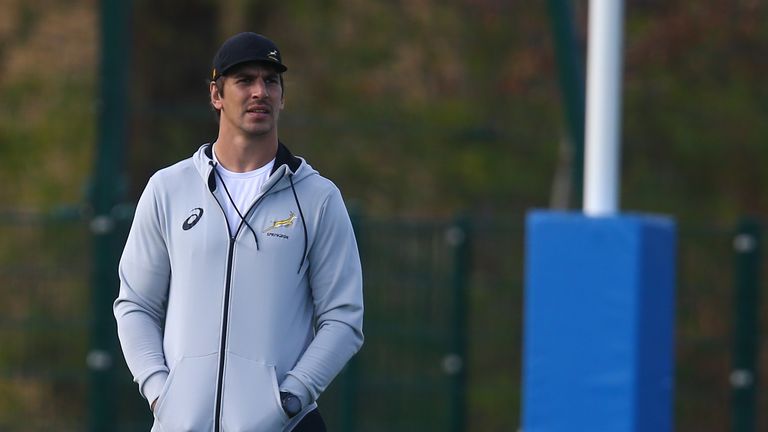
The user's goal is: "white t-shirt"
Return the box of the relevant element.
[213,145,275,236]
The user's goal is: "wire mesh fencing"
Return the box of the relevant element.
[0,210,762,431]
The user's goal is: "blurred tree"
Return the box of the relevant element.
[0,0,96,209]
[127,0,219,197]
[1,0,767,221]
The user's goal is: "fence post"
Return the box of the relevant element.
[546,0,586,208]
[731,218,761,432]
[446,215,471,432]
[89,1,130,430]
[339,205,363,432]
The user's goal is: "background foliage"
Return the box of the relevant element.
[2,0,766,221]
[1,0,767,430]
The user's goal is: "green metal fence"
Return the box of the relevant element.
[324,216,472,432]
[0,210,764,431]
[0,210,87,431]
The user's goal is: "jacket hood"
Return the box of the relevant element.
[192,141,318,195]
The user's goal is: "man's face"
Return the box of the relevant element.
[210,63,284,139]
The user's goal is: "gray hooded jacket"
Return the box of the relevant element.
[114,143,364,431]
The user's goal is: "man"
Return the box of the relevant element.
[114,32,364,432]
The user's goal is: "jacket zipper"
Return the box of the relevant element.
[214,237,235,432]
[209,172,281,432]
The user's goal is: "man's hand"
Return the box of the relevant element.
[151,397,158,414]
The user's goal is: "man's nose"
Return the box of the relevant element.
[252,79,268,98]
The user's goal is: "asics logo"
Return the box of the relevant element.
[182,208,204,231]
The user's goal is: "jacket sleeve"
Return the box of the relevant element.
[280,187,364,406]
[113,177,171,408]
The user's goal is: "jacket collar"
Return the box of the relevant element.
[203,141,302,175]
[272,141,302,175]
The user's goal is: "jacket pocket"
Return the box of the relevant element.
[155,353,218,432]
[221,353,289,432]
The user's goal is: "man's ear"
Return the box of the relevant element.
[210,81,223,110]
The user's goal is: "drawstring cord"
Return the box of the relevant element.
[289,174,309,274]
[209,161,260,248]
[208,159,308,272]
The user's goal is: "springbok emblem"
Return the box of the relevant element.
[263,211,297,233]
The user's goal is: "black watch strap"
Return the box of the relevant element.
[280,391,302,417]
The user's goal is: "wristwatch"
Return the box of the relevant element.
[280,391,302,417]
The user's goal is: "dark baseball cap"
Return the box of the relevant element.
[211,32,287,81]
